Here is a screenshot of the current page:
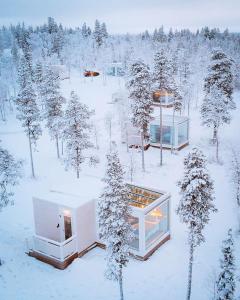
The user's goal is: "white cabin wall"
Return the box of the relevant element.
[33,198,61,242]
[75,199,97,253]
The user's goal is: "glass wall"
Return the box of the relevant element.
[150,125,173,145]
[178,120,188,145]
[145,201,169,249]
[161,95,174,104]
[128,215,140,250]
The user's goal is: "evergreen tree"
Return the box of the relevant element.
[98,150,133,300]
[216,229,235,300]
[81,22,89,38]
[62,91,97,178]
[0,142,22,210]
[15,56,42,178]
[153,50,174,91]
[201,85,232,162]
[204,49,235,104]
[203,49,235,148]
[43,66,65,158]
[177,148,217,300]
[93,19,103,47]
[21,30,33,77]
[34,61,43,84]
[126,59,153,171]
[101,22,108,40]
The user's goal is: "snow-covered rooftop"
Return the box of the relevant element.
[33,176,103,208]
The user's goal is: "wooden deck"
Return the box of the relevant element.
[28,236,170,269]
[28,250,78,270]
[150,142,189,151]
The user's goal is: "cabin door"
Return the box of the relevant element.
[59,208,73,241]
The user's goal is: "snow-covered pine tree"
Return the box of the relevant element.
[177,148,217,300]
[34,61,44,107]
[62,91,97,178]
[203,48,235,144]
[81,22,89,39]
[15,56,42,178]
[126,59,152,171]
[204,48,234,101]
[34,61,43,85]
[0,142,22,210]
[98,150,133,300]
[101,22,108,40]
[216,229,235,300]
[21,30,33,78]
[152,50,174,91]
[42,66,65,158]
[201,85,231,162]
[93,19,103,47]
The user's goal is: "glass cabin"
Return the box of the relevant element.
[127,184,171,260]
[150,115,189,150]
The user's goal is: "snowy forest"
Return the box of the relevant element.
[0,16,240,300]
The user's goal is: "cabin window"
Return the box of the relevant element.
[150,125,174,145]
[145,200,169,249]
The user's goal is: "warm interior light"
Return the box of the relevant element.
[63,209,71,217]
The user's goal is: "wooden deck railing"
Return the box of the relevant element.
[33,234,77,262]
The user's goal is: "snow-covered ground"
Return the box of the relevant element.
[0,72,239,300]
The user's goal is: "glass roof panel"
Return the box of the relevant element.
[127,184,162,208]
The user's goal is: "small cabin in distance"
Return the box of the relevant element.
[122,115,189,151]
[150,115,189,150]
[28,180,171,269]
[106,62,125,76]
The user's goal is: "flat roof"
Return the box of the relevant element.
[33,175,103,208]
[33,178,168,210]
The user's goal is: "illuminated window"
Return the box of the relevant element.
[145,201,169,249]
[63,210,72,240]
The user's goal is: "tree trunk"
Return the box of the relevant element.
[212,125,217,144]
[119,266,124,300]
[186,237,194,300]
[28,127,35,178]
[56,135,60,159]
[76,147,80,179]
[159,104,163,166]
[140,130,145,172]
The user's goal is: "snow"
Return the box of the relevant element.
[0,72,240,300]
